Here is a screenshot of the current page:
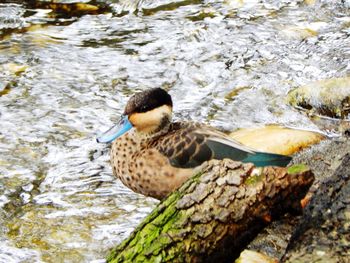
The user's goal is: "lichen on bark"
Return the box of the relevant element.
[107,159,314,263]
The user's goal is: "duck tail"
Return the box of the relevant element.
[243,152,292,167]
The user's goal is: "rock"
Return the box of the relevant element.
[283,153,350,262]
[34,2,99,15]
[280,22,327,40]
[225,86,252,101]
[287,77,350,119]
[304,0,316,5]
[245,137,350,261]
[2,63,28,76]
[25,1,111,18]
[230,125,325,155]
[0,83,11,97]
[236,250,278,263]
[281,27,317,40]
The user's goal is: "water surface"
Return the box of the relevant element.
[0,0,349,261]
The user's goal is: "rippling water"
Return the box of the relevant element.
[0,0,349,261]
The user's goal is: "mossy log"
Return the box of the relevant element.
[107,159,314,263]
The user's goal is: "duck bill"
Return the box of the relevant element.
[96,115,132,143]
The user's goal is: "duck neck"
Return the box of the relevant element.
[136,115,172,140]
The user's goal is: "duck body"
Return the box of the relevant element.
[109,121,291,199]
[98,88,292,199]
[110,123,193,199]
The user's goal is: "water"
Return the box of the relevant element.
[0,0,349,261]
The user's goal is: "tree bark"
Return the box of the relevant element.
[107,159,314,263]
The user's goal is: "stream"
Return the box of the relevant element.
[0,0,349,262]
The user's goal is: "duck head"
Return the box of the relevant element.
[97,88,173,143]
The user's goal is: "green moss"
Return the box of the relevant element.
[107,168,219,262]
[187,11,216,22]
[225,86,252,102]
[152,205,177,227]
[107,182,184,262]
[287,164,309,175]
[244,169,263,185]
[0,84,12,97]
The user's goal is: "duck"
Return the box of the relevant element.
[97,88,291,199]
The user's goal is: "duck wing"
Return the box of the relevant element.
[152,123,291,168]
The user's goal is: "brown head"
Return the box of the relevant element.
[125,88,173,134]
[97,88,173,143]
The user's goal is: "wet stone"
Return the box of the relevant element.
[287,77,350,119]
[230,126,325,156]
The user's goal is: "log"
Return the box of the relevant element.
[107,159,314,263]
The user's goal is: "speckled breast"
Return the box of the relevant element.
[110,132,140,191]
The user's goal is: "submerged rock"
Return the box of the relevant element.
[2,63,28,76]
[32,1,100,16]
[287,77,350,119]
[280,22,326,40]
[230,125,325,155]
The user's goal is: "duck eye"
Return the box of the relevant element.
[141,105,147,111]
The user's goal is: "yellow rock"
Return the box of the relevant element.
[235,249,278,263]
[26,24,47,32]
[304,0,316,5]
[281,22,327,39]
[225,0,244,9]
[225,0,264,8]
[225,86,252,101]
[0,84,11,97]
[75,3,99,12]
[44,3,99,13]
[287,77,350,119]
[282,27,317,39]
[230,125,325,155]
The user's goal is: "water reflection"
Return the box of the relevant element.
[0,0,349,261]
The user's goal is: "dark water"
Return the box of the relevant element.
[0,0,349,261]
